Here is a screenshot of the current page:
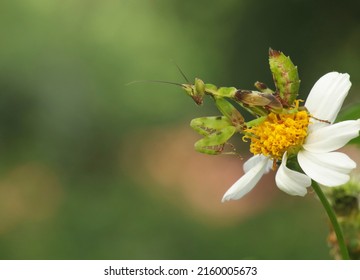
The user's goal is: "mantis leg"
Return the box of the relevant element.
[193,126,236,155]
[190,116,233,136]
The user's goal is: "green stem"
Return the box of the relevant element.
[312,180,350,260]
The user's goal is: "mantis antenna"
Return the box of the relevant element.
[125,80,183,87]
[127,61,191,87]
[171,60,190,84]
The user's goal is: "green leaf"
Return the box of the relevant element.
[337,103,360,145]
[337,103,360,122]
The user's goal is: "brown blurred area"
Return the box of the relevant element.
[121,125,277,224]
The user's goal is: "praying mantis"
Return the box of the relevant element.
[130,49,300,155]
[179,48,300,155]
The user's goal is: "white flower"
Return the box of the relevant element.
[222,72,360,202]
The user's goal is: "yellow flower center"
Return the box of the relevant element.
[244,110,310,160]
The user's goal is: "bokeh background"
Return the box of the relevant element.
[0,0,359,259]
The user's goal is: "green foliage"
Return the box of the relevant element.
[337,104,360,122]
[337,104,360,145]
[325,179,360,259]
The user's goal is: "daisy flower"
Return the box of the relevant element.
[222,72,360,202]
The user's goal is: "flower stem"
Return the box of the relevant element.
[312,180,350,260]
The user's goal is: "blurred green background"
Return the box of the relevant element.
[0,0,359,259]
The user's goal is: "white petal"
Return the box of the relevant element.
[305,72,351,127]
[275,153,311,196]
[303,120,360,153]
[243,154,272,174]
[222,156,270,202]
[298,150,356,186]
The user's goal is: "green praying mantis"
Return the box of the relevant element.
[131,49,301,156]
[178,48,300,155]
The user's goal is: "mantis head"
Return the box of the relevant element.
[181,78,206,105]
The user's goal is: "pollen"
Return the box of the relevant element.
[244,110,310,160]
